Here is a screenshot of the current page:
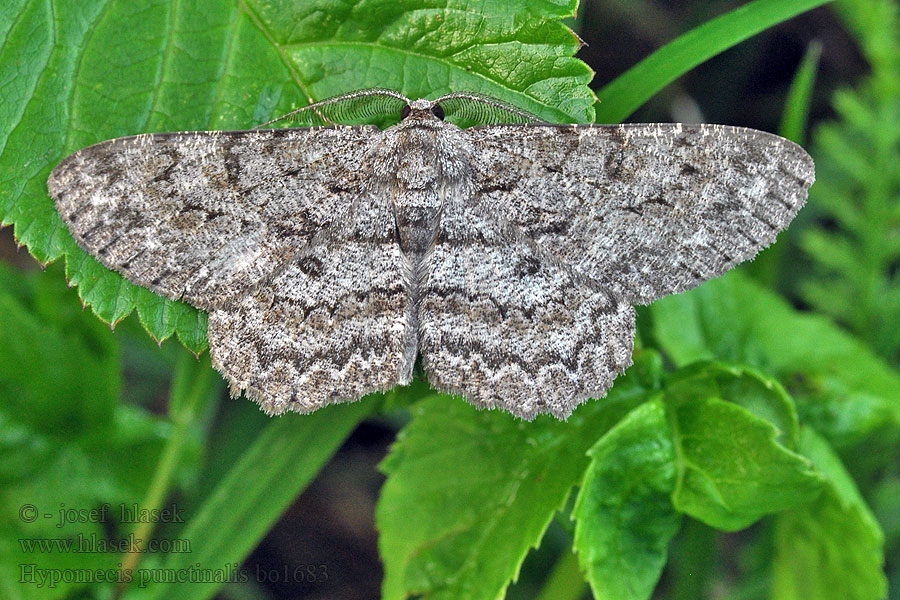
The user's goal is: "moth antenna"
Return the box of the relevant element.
[434,91,548,125]
[256,88,412,128]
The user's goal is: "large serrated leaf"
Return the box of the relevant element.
[0,0,593,351]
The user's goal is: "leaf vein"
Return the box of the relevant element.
[238,0,314,104]
[63,0,116,155]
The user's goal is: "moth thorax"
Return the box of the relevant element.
[394,150,439,189]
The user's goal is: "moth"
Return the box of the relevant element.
[47,89,814,419]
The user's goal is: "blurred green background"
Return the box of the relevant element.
[1,0,898,599]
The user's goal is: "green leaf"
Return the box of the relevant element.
[779,40,822,145]
[832,0,900,99]
[572,399,681,600]
[141,397,376,600]
[1,446,122,600]
[664,365,825,531]
[666,361,801,449]
[795,1,900,364]
[594,0,834,123]
[747,39,822,286]
[0,265,177,600]
[377,352,663,600]
[772,427,886,600]
[650,272,900,449]
[0,263,119,436]
[0,0,593,351]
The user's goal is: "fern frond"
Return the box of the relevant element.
[799,0,900,362]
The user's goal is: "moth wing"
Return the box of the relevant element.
[48,126,378,310]
[418,204,635,419]
[468,123,814,304]
[209,191,416,414]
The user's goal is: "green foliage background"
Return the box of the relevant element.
[0,0,898,599]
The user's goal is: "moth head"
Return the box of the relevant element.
[401,99,446,123]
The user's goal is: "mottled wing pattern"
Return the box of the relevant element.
[208,193,416,414]
[47,93,816,420]
[418,204,635,419]
[469,123,815,304]
[48,127,377,310]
